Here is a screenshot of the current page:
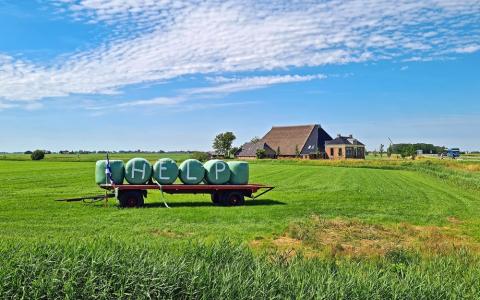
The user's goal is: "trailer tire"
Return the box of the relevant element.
[211,192,221,205]
[118,190,144,208]
[220,191,245,206]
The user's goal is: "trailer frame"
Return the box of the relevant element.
[99,183,274,207]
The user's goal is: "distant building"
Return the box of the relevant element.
[237,124,333,159]
[325,134,365,159]
[235,141,276,159]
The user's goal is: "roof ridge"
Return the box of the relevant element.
[271,124,316,128]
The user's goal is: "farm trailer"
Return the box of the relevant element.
[99,183,274,208]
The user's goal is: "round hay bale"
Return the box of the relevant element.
[227,161,249,185]
[153,158,178,184]
[178,159,205,184]
[203,159,230,184]
[95,160,125,185]
[125,158,152,184]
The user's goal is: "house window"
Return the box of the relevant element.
[346,147,352,157]
[330,148,334,157]
[339,148,343,156]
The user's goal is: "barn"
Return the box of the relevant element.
[237,124,333,159]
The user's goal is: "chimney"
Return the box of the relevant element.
[337,134,341,138]
[349,134,353,138]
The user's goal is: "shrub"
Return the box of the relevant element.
[256,149,266,159]
[30,150,45,161]
[191,151,210,162]
[230,147,240,158]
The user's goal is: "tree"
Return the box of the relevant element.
[230,146,240,158]
[24,150,32,154]
[295,145,300,158]
[256,149,266,159]
[390,143,445,155]
[387,145,393,158]
[276,146,281,157]
[31,150,45,161]
[400,144,416,159]
[379,144,384,157]
[213,132,236,157]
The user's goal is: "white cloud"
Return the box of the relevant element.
[116,97,180,108]
[88,74,322,110]
[187,74,326,95]
[455,44,480,53]
[169,101,259,113]
[84,96,180,110]
[0,0,479,104]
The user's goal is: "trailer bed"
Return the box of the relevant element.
[99,183,274,207]
[101,183,269,193]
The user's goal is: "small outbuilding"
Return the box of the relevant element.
[236,141,276,159]
[325,134,365,159]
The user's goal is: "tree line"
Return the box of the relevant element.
[388,143,445,155]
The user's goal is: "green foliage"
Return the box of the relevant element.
[294,145,300,158]
[400,144,416,159]
[30,150,45,161]
[190,151,210,162]
[387,145,393,158]
[393,143,445,155]
[213,132,236,157]
[0,241,479,299]
[256,149,266,159]
[230,146,240,158]
[380,144,384,157]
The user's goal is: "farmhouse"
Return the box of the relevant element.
[237,124,333,159]
[325,134,365,159]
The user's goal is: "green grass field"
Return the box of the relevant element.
[1,156,480,298]
[0,152,191,162]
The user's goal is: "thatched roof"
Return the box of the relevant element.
[237,141,275,157]
[262,125,316,156]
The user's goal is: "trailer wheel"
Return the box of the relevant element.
[221,191,245,206]
[211,192,221,205]
[118,190,144,208]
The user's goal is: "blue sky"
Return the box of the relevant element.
[0,0,479,152]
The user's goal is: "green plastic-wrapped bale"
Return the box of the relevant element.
[178,159,205,184]
[95,160,125,185]
[227,161,249,185]
[125,158,152,184]
[203,159,230,184]
[153,158,178,184]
